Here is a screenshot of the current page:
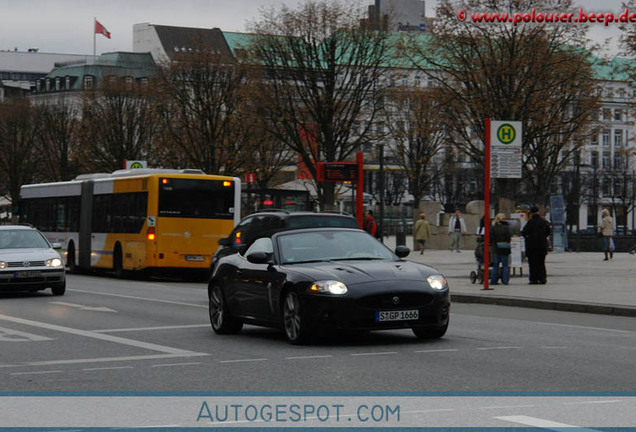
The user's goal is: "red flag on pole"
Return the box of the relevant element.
[95,20,111,39]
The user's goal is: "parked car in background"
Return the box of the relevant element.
[0,225,66,295]
[210,210,361,273]
[208,227,450,344]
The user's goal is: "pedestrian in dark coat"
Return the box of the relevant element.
[521,206,551,285]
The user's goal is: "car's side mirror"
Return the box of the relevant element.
[246,251,273,264]
[218,237,231,246]
[395,245,410,258]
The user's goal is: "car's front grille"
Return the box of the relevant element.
[7,261,46,268]
[357,292,434,309]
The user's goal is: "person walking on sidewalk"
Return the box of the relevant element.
[414,212,431,254]
[601,208,615,261]
[448,210,467,252]
[364,210,377,237]
[489,213,511,285]
[521,206,551,285]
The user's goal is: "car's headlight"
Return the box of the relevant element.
[46,258,63,268]
[0,261,5,269]
[308,280,348,295]
[427,274,448,291]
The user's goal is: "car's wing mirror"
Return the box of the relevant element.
[395,245,410,258]
[218,237,231,246]
[246,251,273,264]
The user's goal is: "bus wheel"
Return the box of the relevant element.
[113,244,125,279]
[67,243,78,274]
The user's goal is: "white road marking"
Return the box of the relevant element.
[539,346,569,349]
[83,366,134,371]
[477,346,523,350]
[69,288,206,308]
[151,362,202,368]
[94,324,209,333]
[350,351,397,356]
[563,400,623,405]
[10,370,63,376]
[0,313,200,355]
[220,358,268,364]
[285,355,333,360]
[496,415,597,431]
[1,353,209,368]
[0,326,53,342]
[50,301,117,313]
[479,404,538,410]
[414,349,459,353]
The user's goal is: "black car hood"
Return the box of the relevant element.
[280,259,439,285]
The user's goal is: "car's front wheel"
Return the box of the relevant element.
[51,281,66,296]
[282,291,311,345]
[208,284,243,334]
[412,320,448,339]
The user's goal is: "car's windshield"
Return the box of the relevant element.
[278,230,395,264]
[0,230,50,249]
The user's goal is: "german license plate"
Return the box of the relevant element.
[14,271,42,278]
[185,255,205,262]
[375,310,419,322]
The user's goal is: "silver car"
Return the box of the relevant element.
[0,225,66,295]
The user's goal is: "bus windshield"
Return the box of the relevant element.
[158,178,235,219]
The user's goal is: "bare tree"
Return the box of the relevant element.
[0,99,40,205]
[35,94,81,181]
[248,0,391,209]
[383,86,447,218]
[154,38,249,174]
[400,0,600,208]
[78,79,158,173]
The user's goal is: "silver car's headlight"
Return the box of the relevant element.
[46,258,63,268]
[427,274,448,291]
[0,261,6,269]
[308,280,348,295]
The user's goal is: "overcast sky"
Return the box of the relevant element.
[0,0,627,56]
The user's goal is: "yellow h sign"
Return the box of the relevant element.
[497,123,516,145]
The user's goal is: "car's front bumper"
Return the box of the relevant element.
[301,290,450,332]
[0,269,66,291]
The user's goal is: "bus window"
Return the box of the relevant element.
[159,178,235,219]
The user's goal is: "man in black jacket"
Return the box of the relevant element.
[521,206,551,285]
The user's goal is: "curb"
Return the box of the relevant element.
[451,293,636,318]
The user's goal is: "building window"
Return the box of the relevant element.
[614,109,622,121]
[65,76,71,89]
[414,76,421,87]
[602,151,610,168]
[55,78,60,91]
[45,79,50,92]
[602,108,611,120]
[614,129,623,147]
[614,152,623,169]
[36,81,41,92]
[591,133,598,145]
[84,76,93,89]
[602,129,610,146]
[602,179,611,196]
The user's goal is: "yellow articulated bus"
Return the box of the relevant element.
[19,169,241,278]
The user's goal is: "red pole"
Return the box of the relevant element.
[483,119,492,290]
[356,152,364,229]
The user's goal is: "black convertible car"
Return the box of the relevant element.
[208,228,450,344]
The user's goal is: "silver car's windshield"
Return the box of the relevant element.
[278,230,395,264]
[0,230,50,249]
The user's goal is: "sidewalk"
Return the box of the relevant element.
[383,235,636,317]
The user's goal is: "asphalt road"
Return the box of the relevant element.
[1,273,634,395]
